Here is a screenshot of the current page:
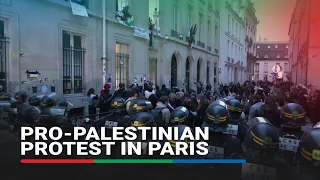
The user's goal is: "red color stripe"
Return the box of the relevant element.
[20,159,94,164]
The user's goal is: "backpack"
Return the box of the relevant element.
[151,107,166,127]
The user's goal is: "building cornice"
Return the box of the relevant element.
[225,1,245,27]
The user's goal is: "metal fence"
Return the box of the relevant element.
[116,53,129,89]
[0,36,9,92]
[63,46,85,94]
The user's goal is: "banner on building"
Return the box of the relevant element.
[133,26,150,40]
[70,1,88,17]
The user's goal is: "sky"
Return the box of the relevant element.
[253,0,296,41]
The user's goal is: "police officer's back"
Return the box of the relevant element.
[241,117,290,180]
[202,104,242,159]
[225,98,245,140]
[296,124,320,180]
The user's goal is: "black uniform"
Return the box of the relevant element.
[202,103,242,174]
[296,127,320,180]
[240,117,293,180]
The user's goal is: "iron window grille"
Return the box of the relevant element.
[116,52,129,89]
[0,36,9,92]
[62,32,85,94]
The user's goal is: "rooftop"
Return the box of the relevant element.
[256,41,289,44]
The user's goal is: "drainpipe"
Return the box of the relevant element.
[102,0,107,86]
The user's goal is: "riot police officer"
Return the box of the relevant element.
[225,98,245,141]
[28,95,41,107]
[280,103,307,138]
[208,99,228,110]
[203,104,242,164]
[168,107,190,127]
[129,99,152,117]
[12,104,41,135]
[296,125,320,180]
[39,95,69,129]
[278,103,306,165]
[241,117,290,180]
[10,91,27,120]
[102,98,131,134]
[126,111,156,159]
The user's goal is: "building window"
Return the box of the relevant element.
[232,18,234,34]
[264,54,268,58]
[228,14,230,31]
[149,58,157,87]
[0,20,9,92]
[257,45,260,48]
[275,45,278,48]
[214,63,217,76]
[173,0,178,31]
[116,43,129,89]
[255,63,259,72]
[62,31,85,94]
[199,13,203,41]
[207,20,211,46]
[149,0,160,27]
[276,54,280,58]
[117,0,128,11]
[227,40,230,56]
[188,5,192,29]
[263,62,268,73]
[263,75,268,81]
[206,61,210,84]
[284,63,289,73]
[65,0,88,8]
[236,23,238,38]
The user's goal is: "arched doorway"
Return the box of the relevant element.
[197,59,201,82]
[185,57,190,90]
[171,55,177,88]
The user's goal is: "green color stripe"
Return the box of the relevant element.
[94,159,173,164]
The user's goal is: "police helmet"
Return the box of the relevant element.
[132,99,149,113]
[205,104,228,126]
[281,103,306,127]
[299,128,320,167]
[209,100,228,110]
[225,98,242,121]
[111,98,126,113]
[165,124,194,148]
[175,106,190,117]
[0,92,11,101]
[170,109,187,125]
[244,117,279,154]
[15,91,27,102]
[40,96,55,108]
[131,112,153,127]
[28,96,41,106]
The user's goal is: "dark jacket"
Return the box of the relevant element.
[114,88,128,99]
[260,104,281,127]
